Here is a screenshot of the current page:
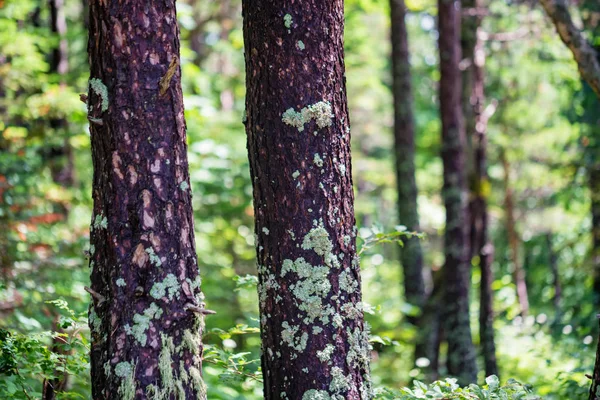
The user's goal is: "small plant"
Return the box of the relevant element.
[375,376,540,399]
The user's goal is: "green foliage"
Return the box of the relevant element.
[376,376,539,399]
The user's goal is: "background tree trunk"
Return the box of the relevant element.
[47,0,75,189]
[500,150,530,316]
[438,0,478,385]
[462,0,498,378]
[87,1,206,399]
[242,1,372,398]
[390,0,426,315]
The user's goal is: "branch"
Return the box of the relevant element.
[539,0,600,98]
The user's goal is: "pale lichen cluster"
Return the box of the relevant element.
[281,101,333,132]
[113,332,206,400]
[257,217,371,398]
[89,78,109,112]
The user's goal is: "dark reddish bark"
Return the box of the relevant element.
[390,0,426,315]
[462,0,498,378]
[87,1,206,399]
[500,151,530,316]
[438,0,478,385]
[242,1,372,399]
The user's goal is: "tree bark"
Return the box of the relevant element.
[390,0,427,317]
[539,0,600,98]
[438,0,478,385]
[589,317,600,400]
[87,1,206,399]
[592,167,600,307]
[242,1,372,399]
[462,0,498,378]
[48,0,75,188]
[500,150,530,316]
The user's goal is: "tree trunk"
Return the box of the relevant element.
[87,1,206,399]
[589,317,600,400]
[48,0,75,188]
[242,1,372,399]
[438,0,478,385]
[390,0,427,317]
[500,150,530,316]
[545,233,562,323]
[592,167,600,307]
[462,0,498,378]
[539,0,600,98]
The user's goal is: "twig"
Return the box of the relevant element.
[184,303,216,315]
[84,286,105,306]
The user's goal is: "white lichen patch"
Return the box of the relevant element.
[281,321,308,356]
[338,270,358,294]
[284,13,293,29]
[116,278,126,287]
[150,274,180,300]
[262,227,270,235]
[145,247,162,267]
[115,360,136,400]
[317,344,335,363]
[92,213,108,231]
[292,170,301,179]
[180,181,189,191]
[329,366,351,393]
[297,40,305,50]
[125,302,163,346]
[282,101,333,132]
[313,153,324,168]
[89,78,109,112]
[302,390,331,400]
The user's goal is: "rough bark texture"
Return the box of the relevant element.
[539,0,600,98]
[390,0,426,317]
[438,0,478,385]
[500,151,529,316]
[461,0,498,378]
[87,1,206,399]
[242,1,372,399]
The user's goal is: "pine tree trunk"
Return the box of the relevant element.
[500,150,530,316]
[48,0,75,188]
[87,1,206,399]
[438,0,478,385]
[592,167,600,307]
[242,1,372,399]
[461,0,498,378]
[390,0,426,315]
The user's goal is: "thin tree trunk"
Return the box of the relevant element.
[589,316,600,400]
[545,233,562,323]
[87,1,206,399]
[242,1,372,398]
[500,150,530,316]
[539,0,600,98]
[462,0,498,378]
[438,0,478,385]
[390,0,427,317]
[592,168,600,307]
[48,0,75,188]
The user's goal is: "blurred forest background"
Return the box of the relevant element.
[0,0,599,398]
